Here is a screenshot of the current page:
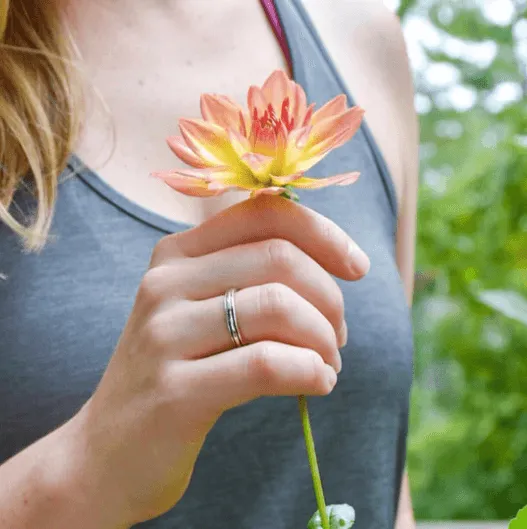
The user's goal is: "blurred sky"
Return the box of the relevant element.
[383,0,526,114]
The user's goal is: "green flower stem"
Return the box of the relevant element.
[298,395,330,529]
[280,192,329,529]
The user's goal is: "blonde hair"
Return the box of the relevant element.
[0,0,82,251]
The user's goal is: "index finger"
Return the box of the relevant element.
[150,194,370,280]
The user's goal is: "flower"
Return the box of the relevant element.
[152,69,364,200]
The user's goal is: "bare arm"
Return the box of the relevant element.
[392,11,419,529]
[0,413,123,529]
[396,472,417,529]
[394,154,418,529]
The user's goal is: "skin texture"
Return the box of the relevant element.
[0,1,419,527]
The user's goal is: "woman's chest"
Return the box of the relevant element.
[74,1,407,228]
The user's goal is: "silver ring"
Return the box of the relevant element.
[224,288,244,348]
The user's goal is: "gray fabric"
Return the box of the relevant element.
[0,1,413,528]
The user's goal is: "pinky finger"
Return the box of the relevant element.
[184,341,338,414]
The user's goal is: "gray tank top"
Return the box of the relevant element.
[0,1,413,528]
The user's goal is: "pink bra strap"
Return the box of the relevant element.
[259,0,293,73]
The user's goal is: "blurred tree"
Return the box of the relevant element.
[395,0,527,520]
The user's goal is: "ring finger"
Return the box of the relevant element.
[158,283,342,372]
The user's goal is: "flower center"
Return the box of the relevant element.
[249,97,295,160]
[253,97,295,134]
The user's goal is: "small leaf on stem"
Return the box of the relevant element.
[307,504,355,529]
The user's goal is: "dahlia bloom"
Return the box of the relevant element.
[152,69,364,201]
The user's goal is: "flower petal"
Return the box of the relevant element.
[288,172,360,189]
[242,152,274,182]
[249,119,278,158]
[247,85,268,117]
[239,110,249,138]
[271,121,289,173]
[290,82,308,127]
[289,125,312,149]
[151,170,230,197]
[179,118,241,167]
[261,69,292,113]
[180,165,262,190]
[152,167,211,180]
[283,153,323,174]
[249,186,288,198]
[207,180,241,191]
[166,136,210,168]
[271,173,303,185]
[228,129,251,158]
[280,126,312,173]
[301,103,315,127]
[287,110,362,172]
[213,167,262,189]
[304,106,364,158]
[310,94,348,126]
[200,93,246,134]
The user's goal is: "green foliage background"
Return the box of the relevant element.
[395,0,527,520]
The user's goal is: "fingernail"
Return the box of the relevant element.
[337,321,348,349]
[325,364,338,389]
[348,240,370,277]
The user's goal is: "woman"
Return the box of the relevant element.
[0,1,419,528]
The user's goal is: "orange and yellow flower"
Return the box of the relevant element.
[152,69,364,201]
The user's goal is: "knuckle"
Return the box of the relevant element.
[265,238,297,275]
[307,350,326,390]
[157,364,190,408]
[154,368,212,441]
[150,237,170,265]
[248,342,281,389]
[257,282,296,322]
[138,267,167,307]
[151,233,183,265]
[143,312,171,352]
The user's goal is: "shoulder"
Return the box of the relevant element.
[301,0,412,78]
[308,0,417,141]
[305,0,411,68]
[302,0,419,207]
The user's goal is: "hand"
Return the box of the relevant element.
[66,194,370,527]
